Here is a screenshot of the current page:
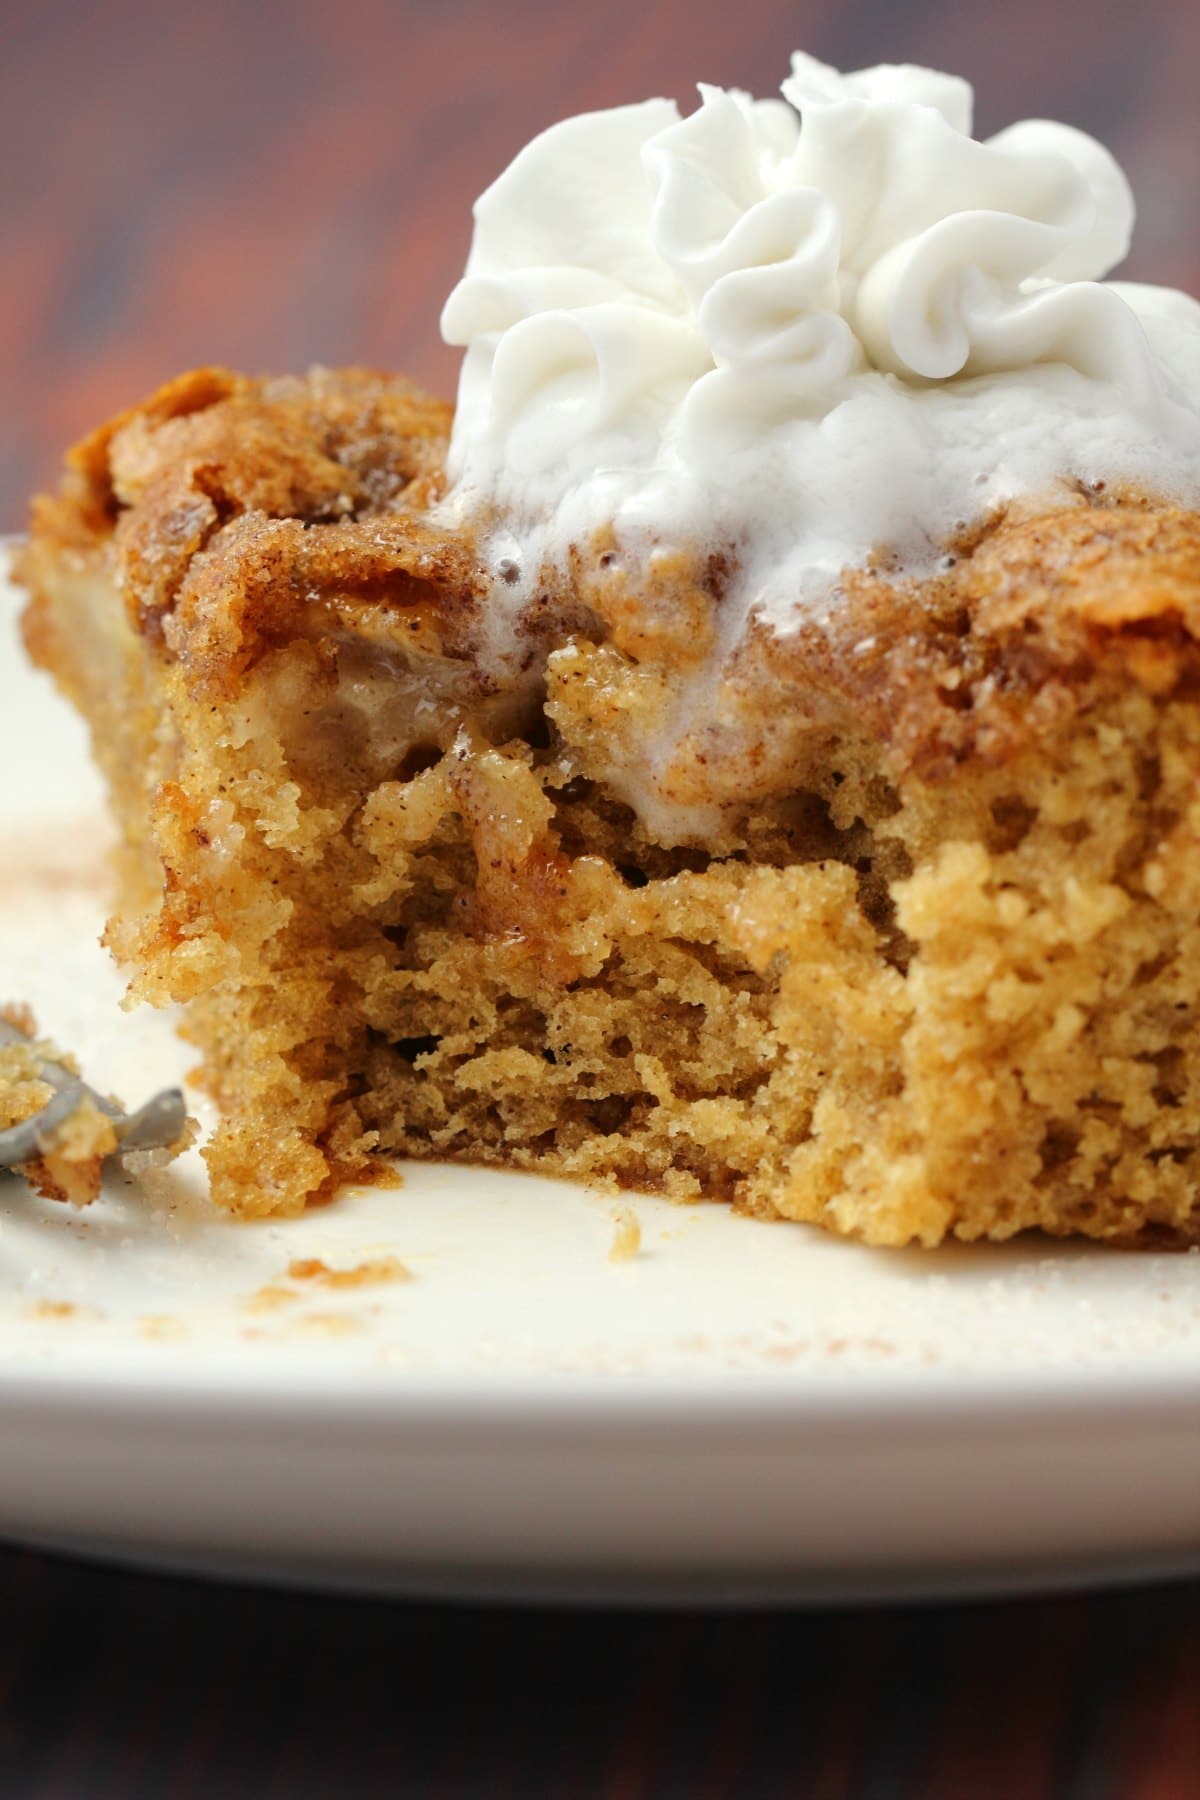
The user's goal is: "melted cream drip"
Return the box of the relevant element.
[437,53,1200,836]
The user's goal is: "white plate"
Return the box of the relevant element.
[4,552,1200,1606]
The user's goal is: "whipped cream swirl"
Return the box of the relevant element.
[440,54,1200,629]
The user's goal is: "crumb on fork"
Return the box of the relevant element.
[0,1003,193,1205]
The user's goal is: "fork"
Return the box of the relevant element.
[0,1015,188,1173]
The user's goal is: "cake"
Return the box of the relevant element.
[18,55,1200,1245]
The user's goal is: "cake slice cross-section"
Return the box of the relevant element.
[18,53,1200,1244]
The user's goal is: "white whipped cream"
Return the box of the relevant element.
[440,53,1200,634]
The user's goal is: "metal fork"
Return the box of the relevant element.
[0,1016,188,1172]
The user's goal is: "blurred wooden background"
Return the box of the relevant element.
[6,1542,1200,1797]
[5,3,1200,1792]
[3,0,1200,527]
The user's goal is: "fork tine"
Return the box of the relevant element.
[0,1015,188,1172]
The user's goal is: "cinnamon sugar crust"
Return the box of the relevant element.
[19,366,1200,1244]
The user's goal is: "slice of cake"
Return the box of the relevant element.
[18,55,1200,1244]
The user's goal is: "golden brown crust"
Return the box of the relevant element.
[44,364,448,549]
[30,364,462,657]
[817,496,1200,776]
[30,366,1200,798]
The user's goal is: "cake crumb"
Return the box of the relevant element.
[244,1283,302,1313]
[286,1255,412,1288]
[1,1002,38,1039]
[609,1206,642,1263]
[139,1314,186,1341]
[298,1310,363,1336]
[26,1298,79,1321]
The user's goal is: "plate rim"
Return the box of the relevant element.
[3,1352,1200,1419]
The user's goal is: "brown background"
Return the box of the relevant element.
[5,0,1200,1792]
[3,0,1200,527]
